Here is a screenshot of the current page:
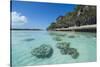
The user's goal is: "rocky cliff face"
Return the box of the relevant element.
[47,5,96,30]
[75,5,96,26]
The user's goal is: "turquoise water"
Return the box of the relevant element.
[11,31,96,66]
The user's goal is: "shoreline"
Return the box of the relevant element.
[11,24,96,33]
[51,24,96,32]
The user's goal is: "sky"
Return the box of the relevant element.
[11,1,76,29]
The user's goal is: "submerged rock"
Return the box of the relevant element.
[60,48,69,55]
[68,35,75,38]
[24,38,35,41]
[71,52,79,59]
[67,48,79,59]
[31,44,53,58]
[56,42,79,59]
[56,42,70,49]
[67,48,77,55]
[53,37,62,41]
[56,42,70,55]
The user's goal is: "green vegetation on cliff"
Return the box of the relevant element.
[47,5,96,30]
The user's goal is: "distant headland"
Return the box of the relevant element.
[11,28,43,31]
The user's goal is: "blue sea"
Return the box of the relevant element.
[11,31,96,66]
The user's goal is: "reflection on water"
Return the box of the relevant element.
[12,31,96,66]
[48,31,66,37]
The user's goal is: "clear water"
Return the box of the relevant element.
[11,31,96,66]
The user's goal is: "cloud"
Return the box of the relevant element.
[11,11,27,25]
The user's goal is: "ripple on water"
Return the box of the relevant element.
[12,31,96,66]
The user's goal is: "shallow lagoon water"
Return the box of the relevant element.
[11,31,96,66]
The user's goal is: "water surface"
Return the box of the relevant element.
[11,31,96,66]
